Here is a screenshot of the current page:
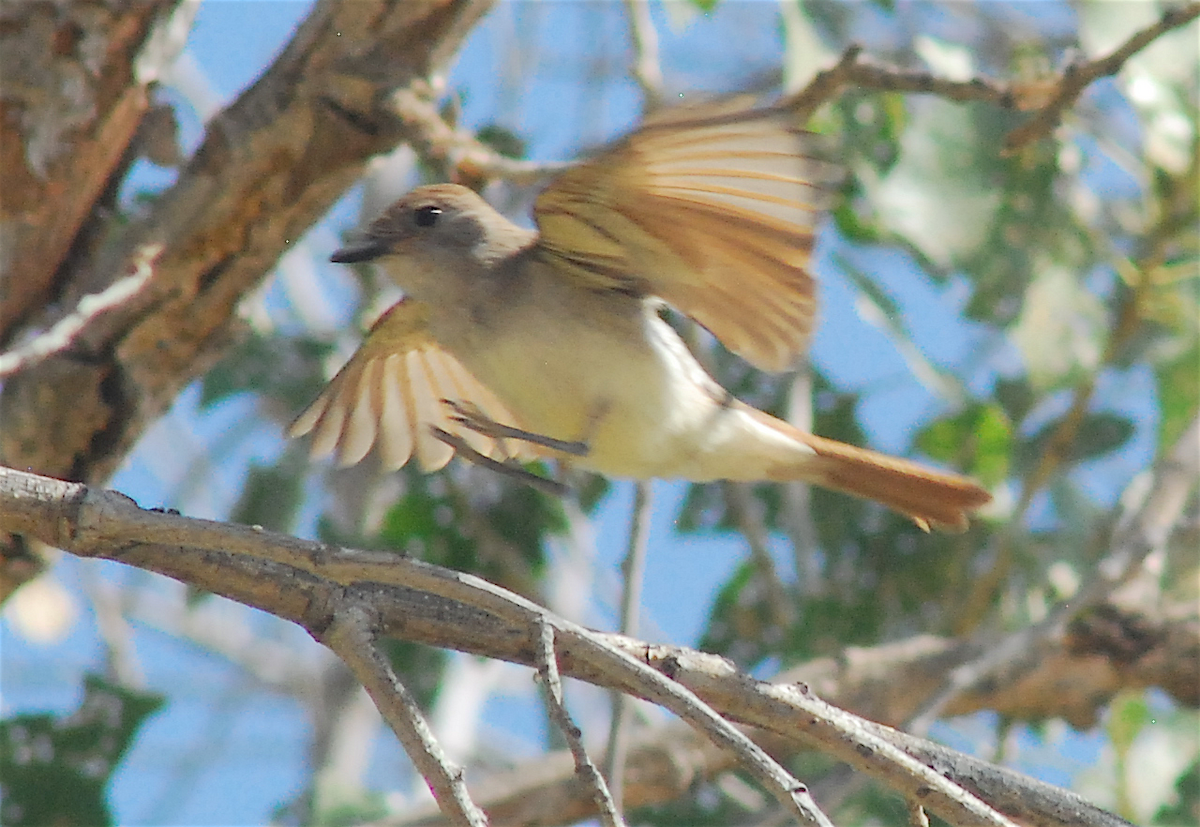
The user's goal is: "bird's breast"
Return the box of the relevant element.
[433,287,714,476]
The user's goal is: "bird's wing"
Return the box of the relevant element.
[533,101,840,373]
[288,298,538,472]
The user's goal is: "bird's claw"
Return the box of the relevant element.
[440,399,589,457]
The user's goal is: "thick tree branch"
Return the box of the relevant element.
[0,0,185,344]
[0,0,494,485]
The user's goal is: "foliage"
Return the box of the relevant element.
[0,677,164,827]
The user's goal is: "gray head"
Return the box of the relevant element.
[331,184,535,270]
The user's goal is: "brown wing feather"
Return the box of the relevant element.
[288,299,537,472]
[534,102,839,371]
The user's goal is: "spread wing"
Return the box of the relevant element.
[533,101,840,372]
[288,299,537,472]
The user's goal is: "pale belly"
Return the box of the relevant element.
[443,298,806,480]
[465,305,694,475]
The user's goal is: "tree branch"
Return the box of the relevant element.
[535,619,624,827]
[0,464,1087,827]
[0,0,495,485]
[322,602,487,827]
[784,1,1200,150]
[909,414,1199,734]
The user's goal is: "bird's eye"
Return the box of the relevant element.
[413,205,442,228]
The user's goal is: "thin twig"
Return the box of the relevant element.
[1004,2,1200,150]
[536,618,625,827]
[390,87,572,186]
[724,482,794,630]
[605,480,651,810]
[622,0,664,111]
[323,605,487,827]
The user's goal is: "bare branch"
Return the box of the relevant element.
[785,2,1200,148]
[1004,2,1200,150]
[322,602,487,827]
[605,480,651,810]
[785,44,1015,120]
[622,0,665,111]
[0,465,1048,827]
[535,619,624,827]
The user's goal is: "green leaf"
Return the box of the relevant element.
[1108,692,1151,756]
[1156,339,1199,455]
[1017,411,1136,475]
[916,402,1012,487]
[475,123,527,160]
[1072,412,1137,462]
[1153,757,1200,826]
[0,676,165,827]
[994,376,1037,426]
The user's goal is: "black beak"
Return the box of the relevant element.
[330,240,388,264]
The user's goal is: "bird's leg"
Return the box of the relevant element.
[441,399,590,457]
[429,426,570,498]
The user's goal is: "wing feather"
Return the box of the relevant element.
[288,298,532,473]
[377,353,414,469]
[534,102,839,371]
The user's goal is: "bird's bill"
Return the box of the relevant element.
[330,239,389,264]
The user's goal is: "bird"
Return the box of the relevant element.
[289,101,992,531]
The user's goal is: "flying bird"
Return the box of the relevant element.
[290,102,991,531]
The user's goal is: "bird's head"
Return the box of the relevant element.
[332,184,535,282]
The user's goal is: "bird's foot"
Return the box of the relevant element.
[440,399,590,457]
[429,427,570,497]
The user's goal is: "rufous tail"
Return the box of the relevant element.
[793,431,991,532]
[745,404,992,531]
